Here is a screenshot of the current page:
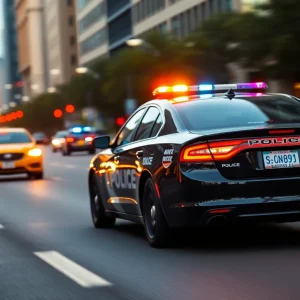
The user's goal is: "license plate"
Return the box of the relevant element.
[2,162,15,169]
[263,150,300,169]
[77,140,85,145]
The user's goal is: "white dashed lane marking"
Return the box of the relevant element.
[51,176,67,182]
[34,251,112,288]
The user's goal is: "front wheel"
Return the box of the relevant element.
[89,173,116,228]
[142,178,174,248]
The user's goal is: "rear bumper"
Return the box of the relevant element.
[158,164,300,228]
[165,196,300,227]
[0,157,43,175]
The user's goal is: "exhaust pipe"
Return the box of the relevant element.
[205,215,228,225]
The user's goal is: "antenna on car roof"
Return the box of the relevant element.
[225,88,235,100]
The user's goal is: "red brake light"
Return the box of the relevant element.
[66,137,75,143]
[180,140,249,162]
[269,129,295,135]
[85,136,95,142]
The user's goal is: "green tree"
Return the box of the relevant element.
[186,12,242,83]
[101,30,201,116]
[233,0,300,90]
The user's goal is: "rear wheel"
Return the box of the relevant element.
[142,178,174,248]
[89,173,116,228]
[89,149,96,155]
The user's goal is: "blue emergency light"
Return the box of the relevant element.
[71,127,83,133]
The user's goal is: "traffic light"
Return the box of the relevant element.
[116,116,126,126]
[53,109,63,118]
[65,104,75,113]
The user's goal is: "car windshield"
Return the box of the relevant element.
[0,131,32,144]
[56,131,67,138]
[174,95,300,131]
[33,133,45,138]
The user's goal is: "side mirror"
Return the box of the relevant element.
[93,135,110,149]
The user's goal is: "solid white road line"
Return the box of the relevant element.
[0,224,4,229]
[34,251,112,288]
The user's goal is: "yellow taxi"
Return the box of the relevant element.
[0,127,43,179]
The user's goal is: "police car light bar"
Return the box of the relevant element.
[70,126,92,133]
[153,82,268,97]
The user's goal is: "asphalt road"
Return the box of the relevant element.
[1,146,300,299]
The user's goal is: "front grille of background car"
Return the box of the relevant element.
[0,153,24,161]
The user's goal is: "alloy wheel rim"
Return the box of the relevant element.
[146,192,156,239]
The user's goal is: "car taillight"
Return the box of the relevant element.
[180,140,248,162]
[66,137,75,143]
[85,136,95,142]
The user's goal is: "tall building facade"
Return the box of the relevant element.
[76,0,269,66]
[3,0,22,106]
[76,0,235,65]
[0,58,5,112]
[15,0,48,98]
[76,0,108,66]
[44,0,78,88]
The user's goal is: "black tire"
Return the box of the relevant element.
[89,149,96,155]
[89,173,116,228]
[62,147,71,156]
[52,148,57,153]
[142,178,174,248]
[29,171,44,180]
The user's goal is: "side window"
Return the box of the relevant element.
[134,107,160,141]
[150,114,163,137]
[116,108,146,146]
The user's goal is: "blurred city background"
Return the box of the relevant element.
[0,0,299,136]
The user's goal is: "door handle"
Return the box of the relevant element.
[136,150,143,159]
[114,156,120,163]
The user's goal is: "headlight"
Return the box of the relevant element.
[28,148,42,157]
[52,139,60,146]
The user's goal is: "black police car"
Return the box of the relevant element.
[88,82,300,247]
[61,126,96,156]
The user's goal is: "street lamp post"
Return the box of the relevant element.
[75,67,100,79]
[75,67,101,126]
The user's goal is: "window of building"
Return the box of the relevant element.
[77,0,92,11]
[70,36,76,45]
[79,28,107,55]
[133,0,165,24]
[68,16,74,26]
[78,3,105,33]
[70,55,77,65]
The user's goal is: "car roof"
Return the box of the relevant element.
[0,127,28,133]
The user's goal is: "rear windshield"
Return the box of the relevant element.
[0,132,32,144]
[56,131,67,138]
[33,133,45,137]
[174,95,300,131]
